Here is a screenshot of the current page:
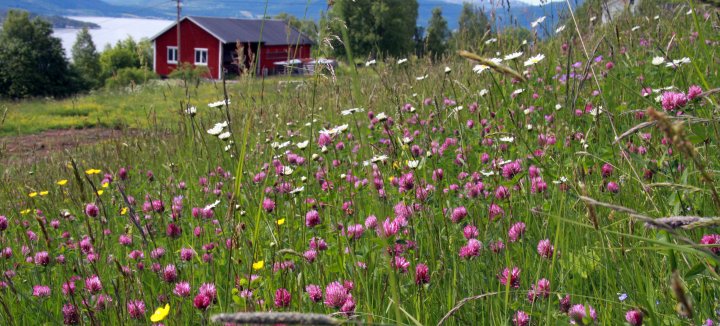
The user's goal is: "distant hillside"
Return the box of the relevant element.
[0,0,164,17]
[0,9,100,29]
[0,0,582,31]
[124,0,583,32]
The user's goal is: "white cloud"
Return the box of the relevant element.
[239,10,255,18]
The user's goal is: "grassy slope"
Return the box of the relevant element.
[0,77,304,136]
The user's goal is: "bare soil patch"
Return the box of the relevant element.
[0,128,138,164]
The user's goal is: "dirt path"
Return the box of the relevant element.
[0,128,137,164]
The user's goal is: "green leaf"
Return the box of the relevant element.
[684,262,706,279]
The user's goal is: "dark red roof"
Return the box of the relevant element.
[152,16,314,46]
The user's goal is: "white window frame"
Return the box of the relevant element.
[167,46,178,64]
[194,48,208,66]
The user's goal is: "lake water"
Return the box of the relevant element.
[54,16,173,59]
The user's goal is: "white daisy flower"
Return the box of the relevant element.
[207,123,226,135]
[186,106,197,116]
[296,140,309,149]
[631,26,640,31]
[218,131,232,140]
[444,66,451,74]
[484,38,497,44]
[290,186,305,194]
[480,170,495,176]
[531,16,546,28]
[665,57,691,68]
[499,136,515,143]
[407,160,420,169]
[503,52,523,61]
[208,99,230,108]
[589,106,604,116]
[320,124,349,136]
[397,58,408,65]
[205,200,221,210]
[341,108,365,116]
[365,59,376,66]
[524,54,545,67]
[479,89,489,96]
[416,75,428,81]
[375,112,388,121]
[512,89,525,96]
[371,155,389,163]
[473,64,489,74]
[651,57,665,65]
[271,141,291,149]
[363,154,389,166]
[555,25,566,33]
[555,104,562,110]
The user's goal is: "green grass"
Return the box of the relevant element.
[0,77,313,136]
[0,2,719,325]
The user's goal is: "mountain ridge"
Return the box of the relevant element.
[0,0,582,31]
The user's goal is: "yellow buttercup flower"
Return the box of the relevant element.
[102,182,109,188]
[96,190,104,196]
[56,180,68,186]
[85,169,101,175]
[120,207,128,215]
[28,192,38,198]
[150,303,170,322]
[20,209,31,215]
[39,191,49,196]
[276,218,285,225]
[252,260,264,270]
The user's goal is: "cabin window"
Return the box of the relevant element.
[194,48,208,65]
[167,47,178,64]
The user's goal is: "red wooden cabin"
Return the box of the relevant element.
[151,16,313,78]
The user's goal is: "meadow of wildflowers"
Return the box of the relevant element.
[1,2,720,325]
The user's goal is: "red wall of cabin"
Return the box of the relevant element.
[258,44,312,74]
[154,19,221,79]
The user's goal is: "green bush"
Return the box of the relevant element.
[168,63,211,84]
[104,67,157,89]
